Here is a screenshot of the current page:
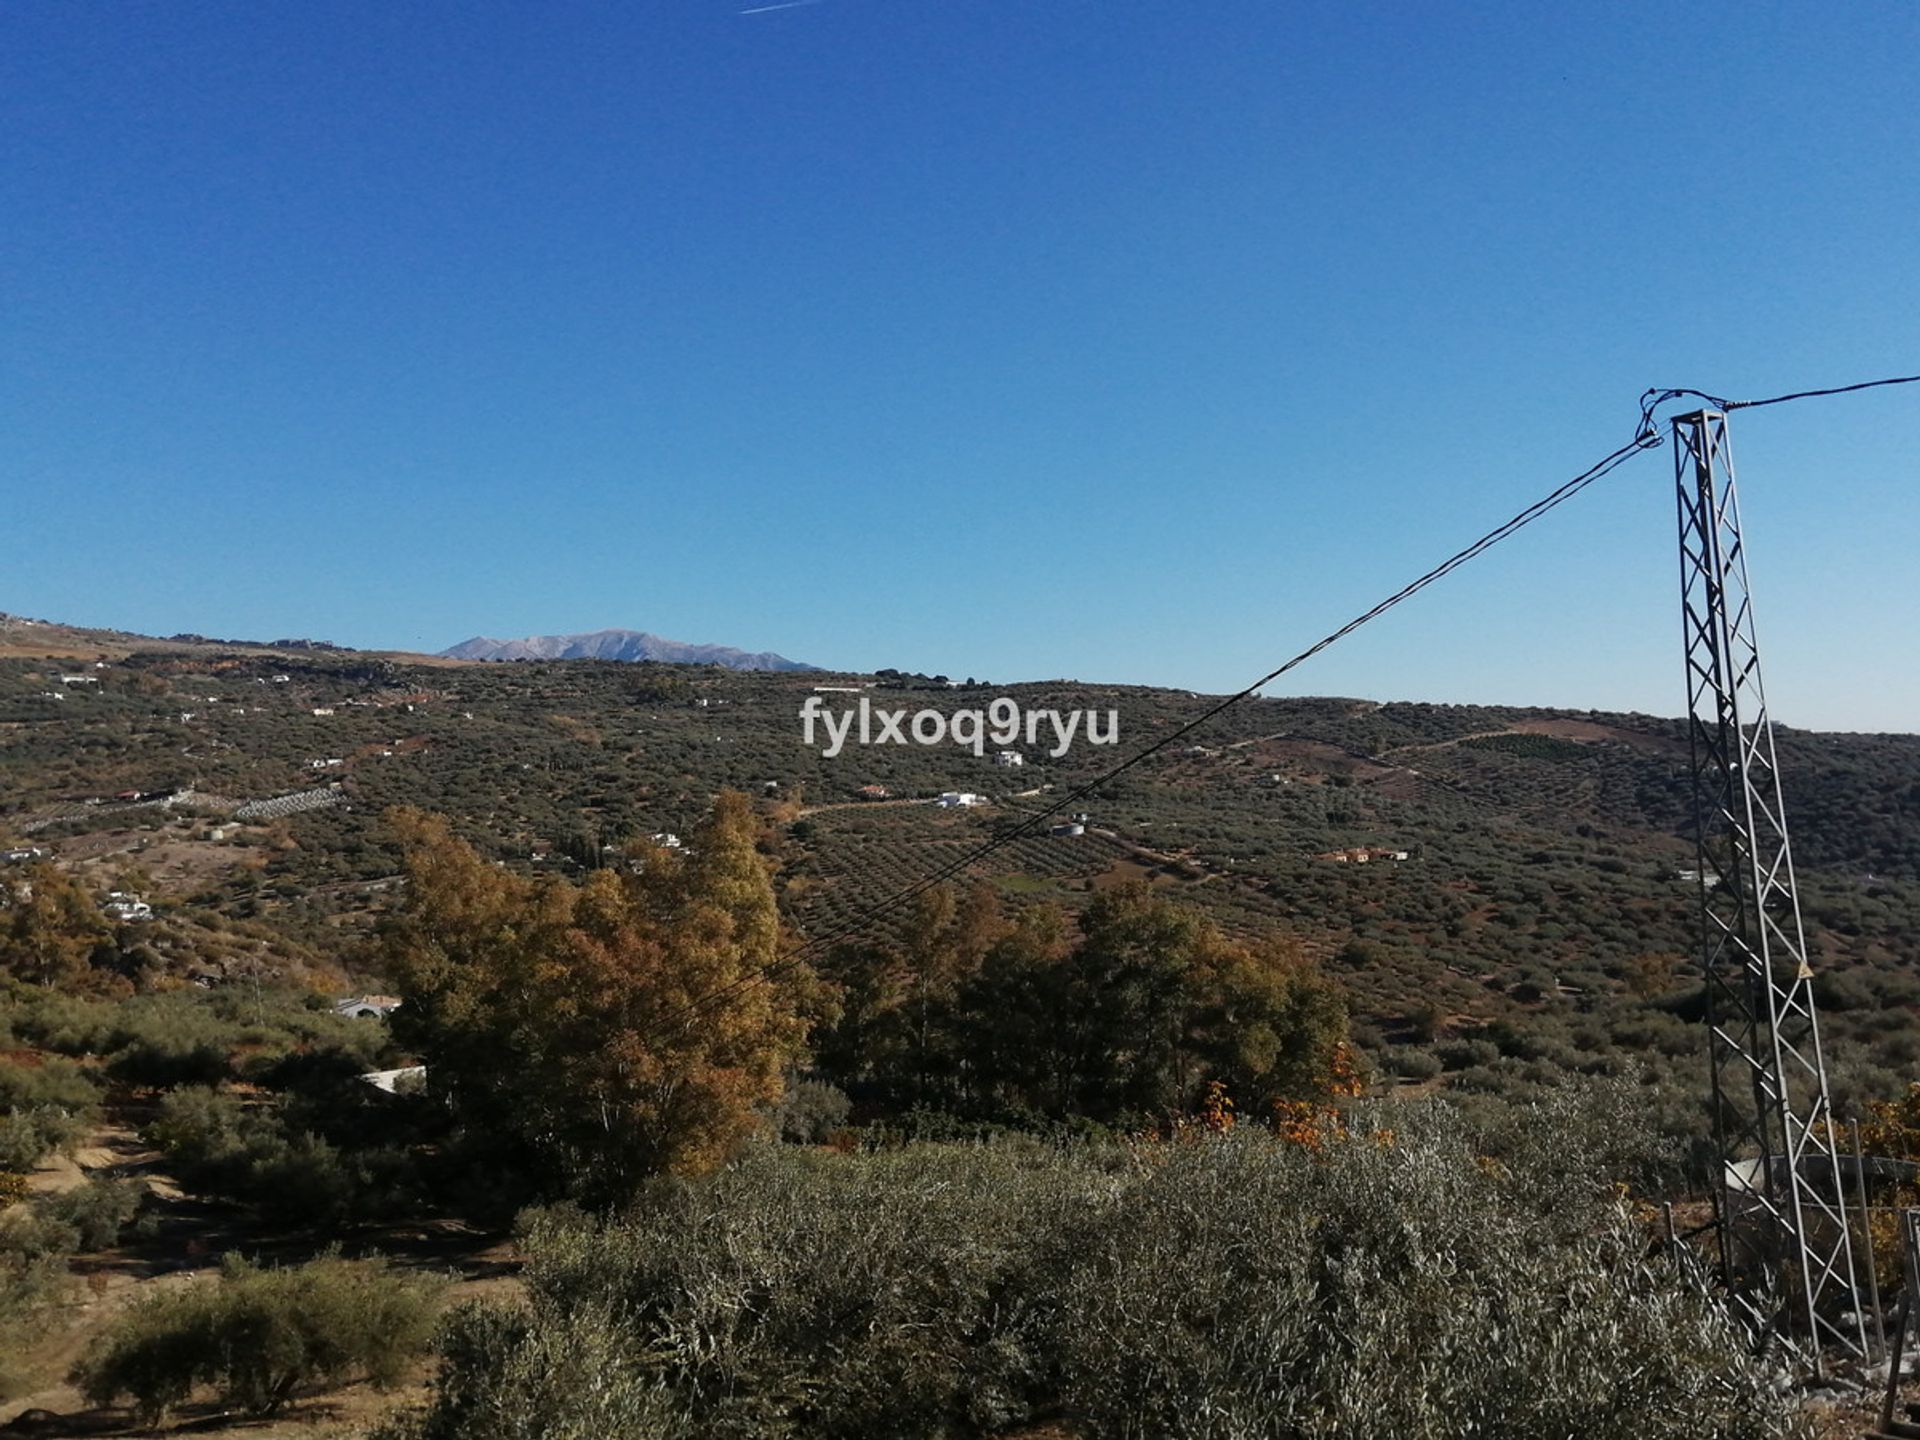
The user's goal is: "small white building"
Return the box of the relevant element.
[936,792,985,808]
[359,1065,426,1094]
[334,995,403,1020]
[994,751,1025,768]
[312,706,335,717]
[104,892,152,922]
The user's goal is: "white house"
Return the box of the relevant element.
[993,751,1024,768]
[104,892,152,922]
[935,792,985,808]
[334,995,403,1020]
[359,1065,426,1094]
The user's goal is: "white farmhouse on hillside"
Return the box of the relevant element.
[334,995,403,1020]
[104,892,152,922]
[360,1065,426,1094]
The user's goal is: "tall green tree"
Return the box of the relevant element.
[814,882,1005,1114]
[818,882,1352,1130]
[1189,935,1350,1114]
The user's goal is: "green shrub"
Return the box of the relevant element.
[1383,1047,1442,1080]
[0,1106,86,1173]
[387,1087,1790,1440]
[0,1202,78,1263]
[1051,1126,1763,1440]
[72,1251,442,1423]
[772,1077,852,1143]
[0,1251,69,1400]
[0,1055,101,1173]
[1434,1038,1499,1071]
[0,984,395,1089]
[0,1055,102,1115]
[38,1176,145,1251]
[144,1084,418,1226]
[143,1083,249,1172]
[367,1300,682,1440]
[0,1180,143,1289]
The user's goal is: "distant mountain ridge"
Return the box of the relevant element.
[440,629,817,671]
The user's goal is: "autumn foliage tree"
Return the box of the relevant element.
[380,792,821,1202]
[0,863,111,989]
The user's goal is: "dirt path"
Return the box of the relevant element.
[794,796,932,817]
[1,1117,521,1439]
[1373,727,1518,759]
[1374,717,1684,762]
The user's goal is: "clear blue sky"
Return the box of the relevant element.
[5,2,1916,730]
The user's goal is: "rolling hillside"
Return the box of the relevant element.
[2,635,1915,1114]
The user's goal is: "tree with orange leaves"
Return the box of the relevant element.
[381,792,822,1203]
[0,861,111,989]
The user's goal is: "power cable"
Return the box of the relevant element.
[639,372,1918,1041]
[645,434,1655,1038]
[1637,373,1920,434]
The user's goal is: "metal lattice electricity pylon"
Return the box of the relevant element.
[1673,409,1864,1367]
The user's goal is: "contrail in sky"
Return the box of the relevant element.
[739,0,823,14]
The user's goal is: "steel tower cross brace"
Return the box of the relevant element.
[1673,410,1864,1364]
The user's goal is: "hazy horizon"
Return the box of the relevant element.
[11,600,1914,738]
